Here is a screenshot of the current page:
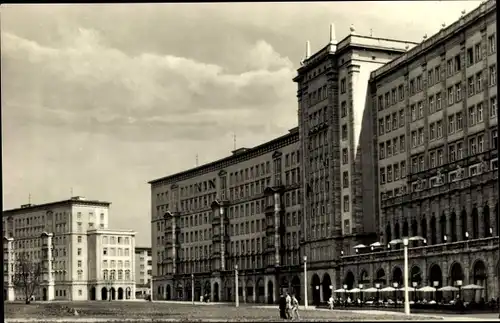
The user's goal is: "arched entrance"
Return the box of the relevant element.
[166,285,171,300]
[186,281,192,301]
[246,279,254,303]
[344,271,355,289]
[322,273,332,301]
[429,264,443,301]
[311,274,321,305]
[213,282,219,302]
[42,288,47,301]
[195,280,202,301]
[471,207,479,239]
[118,287,124,300]
[291,276,300,302]
[359,269,370,285]
[176,282,183,300]
[90,287,96,300]
[473,260,487,301]
[110,287,116,300]
[256,279,265,303]
[101,287,108,301]
[126,287,131,299]
[450,262,464,286]
[375,268,386,285]
[267,280,274,304]
[392,267,403,286]
[223,280,231,302]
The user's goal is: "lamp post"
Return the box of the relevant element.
[303,255,308,309]
[389,236,426,316]
[359,284,363,307]
[343,284,348,307]
[375,282,381,307]
[456,279,463,301]
[235,265,239,308]
[393,282,399,308]
[412,282,418,303]
[191,274,195,305]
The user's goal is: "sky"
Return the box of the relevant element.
[1,1,483,246]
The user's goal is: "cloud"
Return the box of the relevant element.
[2,28,296,142]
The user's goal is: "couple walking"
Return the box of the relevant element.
[279,291,300,320]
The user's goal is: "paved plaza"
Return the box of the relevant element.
[3,300,456,322]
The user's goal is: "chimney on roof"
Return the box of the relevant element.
[305,41,311,59]
[329,23,336,44]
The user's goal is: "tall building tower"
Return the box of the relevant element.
[293,24,416,302]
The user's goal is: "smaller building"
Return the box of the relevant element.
[134,247,152,298]
[87,229,136,301]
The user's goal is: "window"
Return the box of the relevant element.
[490,65,497,86]
[77,270,83,280]
[447,87,454,105]
[436,92,442,110]
[399,109,405,126]
[386,140,392,157]
[392,113,398,129]
[379,143,385,159]
[447,59,453,76]
[400,135,405,152]
[103,248,108,256]
[392,88,397,104]
[470,137,478,155]
[456,112,463,130]
[77,236,82,243]
[488,34,496,54]
[469,106,476,126]
[401,161,406,178]
[341,101,347,117]
[436,120,443,138]
[416,75,422,91]
[342,148,348,164]
[430,151,436,168]
[387,165,393,182]
[394,163,400,180]
[77,260,82,268]
[411,104,417,121]
[455,82,462,101]
[429,123,436,140]
[476,102,483,123]
[449,145,456,162]
[474,42,482,62]
[457,141,464,159]
[418,127,424,145]
[411,157,418,173]
[428,95,435,114]
[378,96,384,110]
[428,69,434,86]
[378,119,384,135]
[342,125,348,140]
[448,115,455,134]
[343,195,350,212]
[418,101,424,118]
[393,137,399,155]
[454,55,461,72]
[467,47,474,66]
[341,78,346,93]
[411,130,418,147]
[476,71,483,92]
[478,134,484,153]
[492,129,498,149]
[398,85,404,100]
[409,79,415,95]
[77,248,82,256]
[385,116,391,132]
[491,96,497,118]
[435,66,441,82]
[419,155,424,172]
[468,76,475,95]
[342,171,349,188]
[380,168,386,184]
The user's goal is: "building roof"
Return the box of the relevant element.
[135,246,152,252]
[148,127,299,185]
[370,0,495,81]
[3,196,111,215]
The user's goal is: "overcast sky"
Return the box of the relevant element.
[2,1,482,246]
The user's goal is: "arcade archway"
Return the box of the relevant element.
[110,287,116,300]
[166,285,171,300]
[410,265,423,285]
[311,274,321,305]
[344,271,355,289]
[473,260,487,300]
[267,280,274,304]
[429,264,443,301]
[322,273,332,301]
[291,276,301,301]
[256,279,264,303]
[375,268,386,285]
[392,267,403,286]
[450,262,464,286]
[101,287,108,301]
[213,282,219,302]
[90,287,96,300]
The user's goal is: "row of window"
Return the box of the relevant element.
[102,269,132,281]
[102,247,131,257]
[377,32,497,113]
[379,160,407,184]
[379,135,406,160]
[101,259,131,268]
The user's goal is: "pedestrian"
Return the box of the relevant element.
[279,292,287,319]
[328,295,334,310]
[285,292,292,319]
[291,293,300,320]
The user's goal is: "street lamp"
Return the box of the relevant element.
[456,280,463,301]
[465,231,469,240]
[235,265,239,307]
[443,235,447,243]
[393,282,399,308]
[489,227,493,237]
[375,282,381,307]
[191,274,195,305]
[303,255,308,309]
[389,236,426,315]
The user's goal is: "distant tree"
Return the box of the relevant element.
[12,252,43,304]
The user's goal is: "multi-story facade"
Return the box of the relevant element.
[293,25,417,304]
[149,128,300,303]
[2,196,136,301]
[342,0,498,302]
[134,247,152,297]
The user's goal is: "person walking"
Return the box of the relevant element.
[285,292,292,319]
[291,293,300,320]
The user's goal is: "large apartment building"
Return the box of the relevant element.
[3,197,136,301]
[293,25,416,304]
[342,0,498,302]
[134,247,152,297]
[149,128,300,303]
